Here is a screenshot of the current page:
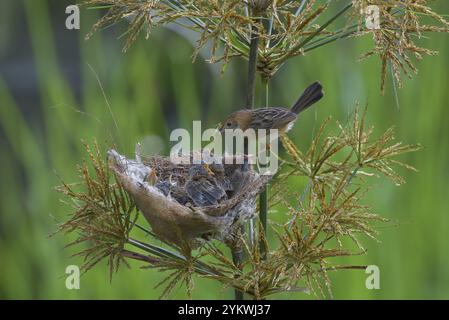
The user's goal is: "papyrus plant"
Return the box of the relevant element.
[55,0,446,299]
[57,109,420,299]
[85,0,449,90]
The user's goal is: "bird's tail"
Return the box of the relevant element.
[291,81,324,114]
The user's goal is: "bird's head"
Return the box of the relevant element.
[218,110,252,133]
[209,163,225,175]
[188,163,214,179]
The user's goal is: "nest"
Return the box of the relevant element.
[107,147,270,249]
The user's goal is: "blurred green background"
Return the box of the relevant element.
[1,0,448,299]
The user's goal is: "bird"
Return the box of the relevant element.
[146,170,158,186]
[185,164,228,207]
[218,81,324,134]
[155,180,191,205]
[209,163,233,193]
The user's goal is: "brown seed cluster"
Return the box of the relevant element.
[85,0,448,90]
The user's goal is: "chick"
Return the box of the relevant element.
[185,164,227,207]
[155,180,190,206]
[209,163,233,193]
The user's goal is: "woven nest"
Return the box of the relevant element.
[107,148,271,248]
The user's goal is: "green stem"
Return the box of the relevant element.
[232,247,244,300]
[297,2,352,48]
[303,25,358,52]
[127,238,221,277]
[295,0,308,17]
[234,10,261,301]
[246,31,259,108]
[259,187,268,251]
[246,23,259,109]
[304,30,356,52]
[259,79,269,258]
[275,2,352,65]
[263,79,269,106]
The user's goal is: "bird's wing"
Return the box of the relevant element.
[155,181,171,196]
[249,108,297,130]
[221,177,234,192]
[186,180,227,207]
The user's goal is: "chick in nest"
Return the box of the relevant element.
[209,163,233,193]
[185,164,228,207]
[144,156,190,186]
[108,149,271,247]
[147,152,249,206]
[150,161,231,207]
[154,180,190,205]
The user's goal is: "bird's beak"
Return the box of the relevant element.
[204,163,215,176]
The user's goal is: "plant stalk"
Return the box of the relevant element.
[231,247,244,300]
[276,2,352,65]
[246,30,259,108]
[233,8,261,301]
[259,78,269,258]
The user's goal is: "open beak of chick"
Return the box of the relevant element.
[203,163,215,176]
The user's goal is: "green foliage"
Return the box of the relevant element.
[55,142,138,280]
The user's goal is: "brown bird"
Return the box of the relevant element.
[219,81,324,134]
[185,164,228,207]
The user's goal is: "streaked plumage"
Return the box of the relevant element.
[219,82,324,133]
[185,165,227,207]
[209,163,233,193]
[155,180,190,205]
[146,154,256,208]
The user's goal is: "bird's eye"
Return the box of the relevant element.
[226,122,232,127]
